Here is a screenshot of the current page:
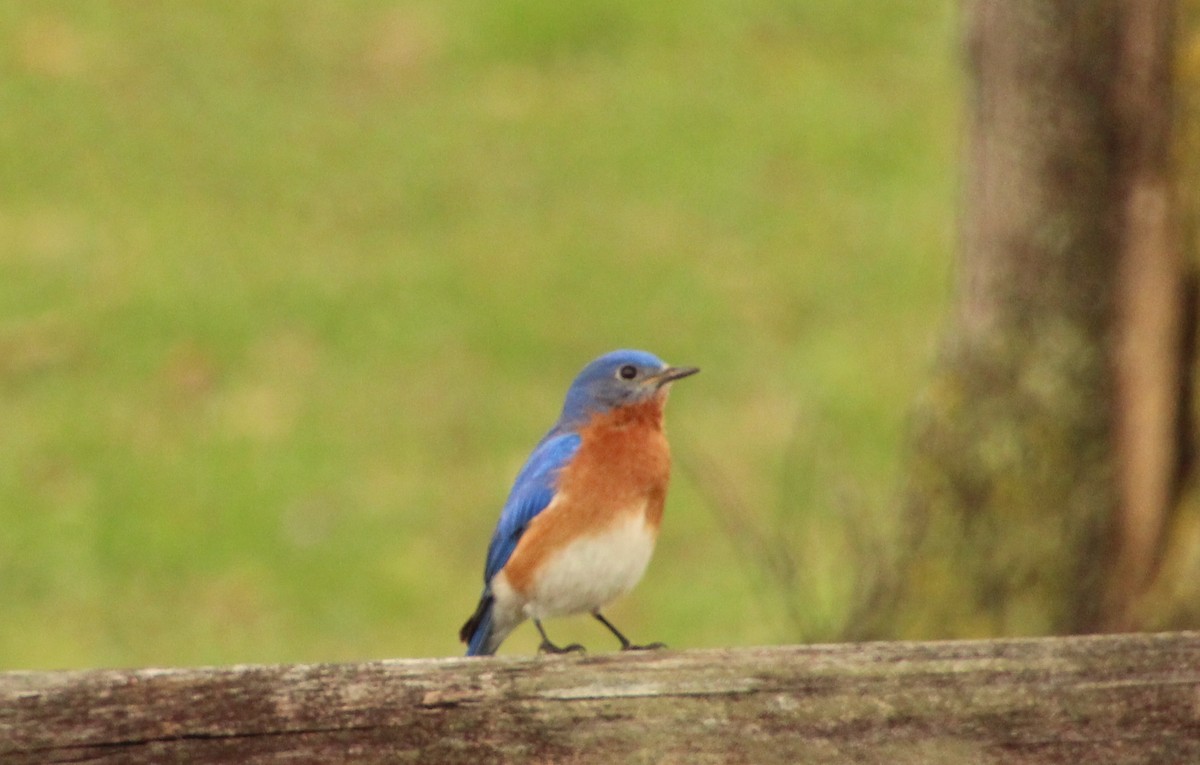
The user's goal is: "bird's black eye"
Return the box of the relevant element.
[618,364,638,380]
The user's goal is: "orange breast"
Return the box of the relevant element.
[501,397,673,596]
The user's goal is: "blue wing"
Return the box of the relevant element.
[482,429,581,583]
[461,428,580,655]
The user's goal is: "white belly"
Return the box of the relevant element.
[523,510,657,620]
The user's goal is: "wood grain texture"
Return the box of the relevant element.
[2,632,1198,764]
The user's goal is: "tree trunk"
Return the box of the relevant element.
[1136,0,1200,631]
[1108,0,1185,631]
[853,0,1186,638]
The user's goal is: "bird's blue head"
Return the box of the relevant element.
[557,349,699,428]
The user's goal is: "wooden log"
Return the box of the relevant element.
[2,631,1198,764]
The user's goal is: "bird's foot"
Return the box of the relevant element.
[533,619,586,655]
[591,611,665,652]
[620,641,667,652]
[538,640,586,655]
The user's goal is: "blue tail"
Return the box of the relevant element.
[460,591,495,656]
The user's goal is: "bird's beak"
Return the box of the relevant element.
[649,365,700,388]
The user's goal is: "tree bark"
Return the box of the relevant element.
[2,634,1199,764]
[1134,0,1200,632]
[853,0,1185,639]
[1109,0,1184,631]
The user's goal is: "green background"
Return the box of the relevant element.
[1,1,955,668]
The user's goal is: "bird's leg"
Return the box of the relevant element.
[592,611,666,651]
[534,620,585,655]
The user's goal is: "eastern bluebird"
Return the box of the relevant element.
[459,349,699,656]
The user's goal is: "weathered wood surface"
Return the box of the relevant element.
[2,632,1198,764]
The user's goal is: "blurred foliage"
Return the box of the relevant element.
[0,1,957,668]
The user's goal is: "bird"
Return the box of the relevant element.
[459,349,699,656]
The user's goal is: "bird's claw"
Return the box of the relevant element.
[538,641,587,655]
[621,641,667,652]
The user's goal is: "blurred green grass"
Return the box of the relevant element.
[0,1,956,668]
